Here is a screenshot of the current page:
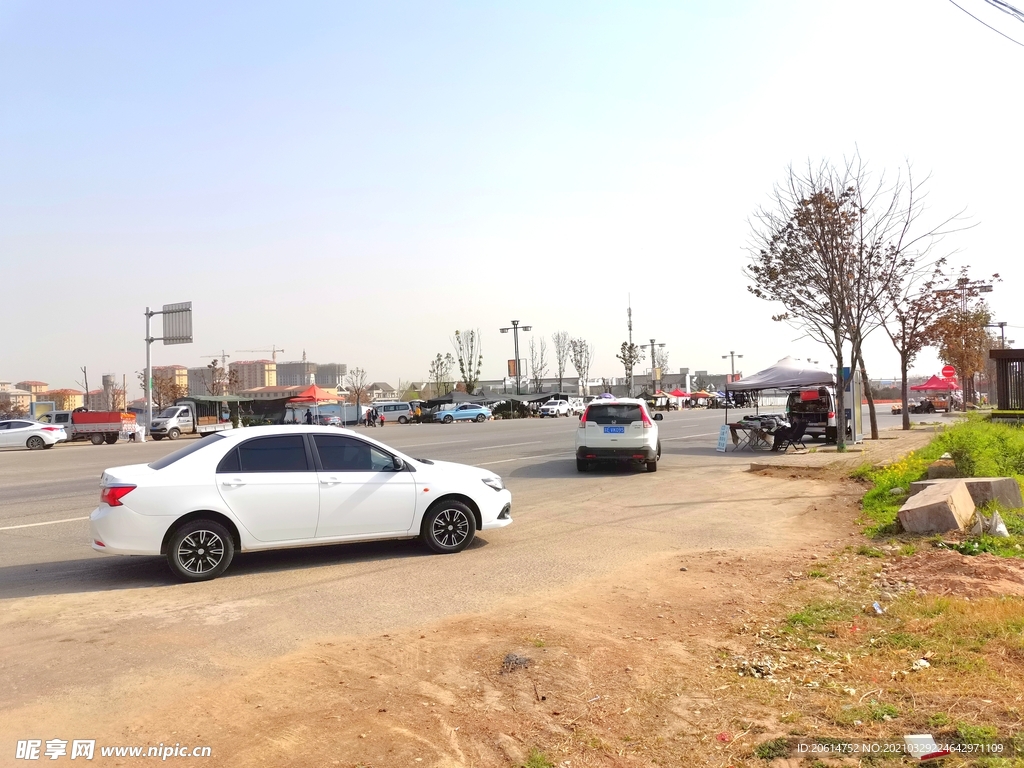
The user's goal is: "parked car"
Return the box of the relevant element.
[785,388,837,442]
[373,401,415,424]
[539,399,571,418]
[90,425,513,582]
[0,419,67,450]
[575,398,662,473]
[436,404,492,423]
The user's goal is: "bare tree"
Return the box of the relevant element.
[569,338,594,396]
[748,156,967,449]
[452,329,483,394]
[138,370,188,410]
[654,347,670,389]
[0,397,28,418]
[529,337,549,393]
[345,367,370,414]
[552,331,571,392]
[616,342,642,397]
[428,352,456,396]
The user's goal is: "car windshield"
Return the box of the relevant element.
[148,433,225,470]
[787,391,831,413]
[157,408,181,418]
[586,404,642,424]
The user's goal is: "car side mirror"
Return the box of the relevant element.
[392,456,405,471]
[653,413,663,421]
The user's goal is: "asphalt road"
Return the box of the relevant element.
[1,407,942,722]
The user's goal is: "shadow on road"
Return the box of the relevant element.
[0,537,488,599]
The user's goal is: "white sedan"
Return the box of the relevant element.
[0,419,67,450]
[90,425,513,581]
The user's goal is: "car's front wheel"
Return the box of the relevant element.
[27,435,45,450]
[398,416,408,424]
[421,500,476,554]
[475,414,485,422]
[166,519,235,582]
[443,415,453,424]
[168,428,181,440]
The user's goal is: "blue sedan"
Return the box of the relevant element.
[437,404,492,423]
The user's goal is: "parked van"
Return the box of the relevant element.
[785,387,837,442]
[371,401,414,424]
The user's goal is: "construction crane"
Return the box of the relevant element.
[235,345,285,363]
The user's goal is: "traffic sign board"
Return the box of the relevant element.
[941,364,956,379]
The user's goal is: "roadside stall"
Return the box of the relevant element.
[907,375,959,413]
[287,384,338,424]
[722,357,836,451]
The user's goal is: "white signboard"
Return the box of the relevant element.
[716,424,729,453]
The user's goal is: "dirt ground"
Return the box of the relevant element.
[5,445,1022,767]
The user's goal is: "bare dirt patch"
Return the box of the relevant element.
[881,549,1024,598]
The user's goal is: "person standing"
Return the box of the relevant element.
[304,409,313,425]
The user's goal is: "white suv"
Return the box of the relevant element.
[539,399,571,418]
[575,397,662,472]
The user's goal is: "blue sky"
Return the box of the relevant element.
[2,1,1021,390]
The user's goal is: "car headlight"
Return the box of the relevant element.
[482,476,504,492]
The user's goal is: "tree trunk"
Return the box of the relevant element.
[901,354,911,431]
[859,357,879,440]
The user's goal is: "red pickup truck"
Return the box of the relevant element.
[38,409,137,445]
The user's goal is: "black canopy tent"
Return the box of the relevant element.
[723,356,836,423]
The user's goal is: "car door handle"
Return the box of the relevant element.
[319,477,340,486]
[220,478,245,487]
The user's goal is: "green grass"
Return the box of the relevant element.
[784,601,858,633]
[855,418,1024,546]
[522,749,555,768]
[956,723,999,745]
[754,737,790,761]
[928,712,950,728]
[856,545,886,558]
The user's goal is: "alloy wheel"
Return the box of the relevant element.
[431,508,470,548]
[176,529,226,575]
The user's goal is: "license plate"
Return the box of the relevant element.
[603,426,625,434]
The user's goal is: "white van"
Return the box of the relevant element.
[371,401,414,424]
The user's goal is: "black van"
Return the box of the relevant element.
[786,387,837,442]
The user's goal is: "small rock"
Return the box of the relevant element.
[679,567,688,571]
[912,659,931,671]
[501,653,532,674]
[889,487,906,496]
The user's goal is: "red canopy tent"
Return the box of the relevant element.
[669,388,689,398]
[288,384,338,423]
[910,375,960,392]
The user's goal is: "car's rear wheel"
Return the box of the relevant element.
[27,435,46,450]
[443,415,453,424]
[166,519,235,582]
[475,414,485,422]
[421,500,476,554]
[90,434,104,445]
[398,416,408,424]
[168,428,181,440]
[105,434,118,445]
[576,458,589,472]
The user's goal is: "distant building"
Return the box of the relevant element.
[152,365,188,390]
[229,360,277,391]
[187,367,214,397]
[16,381,48,401]
[314,363,347,388]
[84,389,106,410]
[42,389,84,410]
[0,381,32,412]
[277,360,317,387]
[369,382,398,401]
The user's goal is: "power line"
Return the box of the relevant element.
[947,0,1024,46]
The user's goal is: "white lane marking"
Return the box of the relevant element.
[0,516,90,531]
[478,452,572,466]
[472,441,542,451]
[661,432,719,441]
[397,440,470,448]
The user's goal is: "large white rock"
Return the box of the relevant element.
[898,479,976,534]
[909,477,1023,509]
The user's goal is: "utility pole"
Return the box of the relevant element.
[986,321,1008,349]
[80,366,89,409]
[627,296,634,397]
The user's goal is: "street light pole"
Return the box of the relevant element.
[639,338,665,393]
[499,319,532,397]
[722,350,743,379]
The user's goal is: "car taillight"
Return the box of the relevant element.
[579,408,588,426]
[41,427,61,432]
[828,411,835,419]
[100,485,136,507]
[641,409,653,427]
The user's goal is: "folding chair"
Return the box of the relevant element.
[776,420,808,453]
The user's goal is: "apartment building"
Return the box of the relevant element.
[229,360,277,391]
[315,363,347,388]
[16,381,48,400]
[152,365,188,390]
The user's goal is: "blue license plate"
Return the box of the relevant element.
[603,426,625,434]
